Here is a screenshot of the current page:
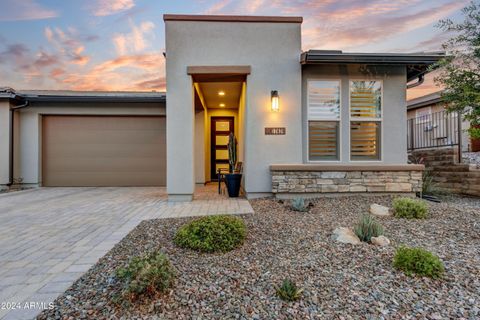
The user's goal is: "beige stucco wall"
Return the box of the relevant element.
[0,99,11,187]
[238,82,246,164]
[302,64,408,164]
[165,20,303,198]
[12,101,165,186]
[194,110,206,184]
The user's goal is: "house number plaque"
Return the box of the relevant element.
[265,127,286,135]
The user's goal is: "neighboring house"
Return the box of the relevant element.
[0,14,443,200]
[407,91,475,152]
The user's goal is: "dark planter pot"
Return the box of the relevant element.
[225,173,242,197]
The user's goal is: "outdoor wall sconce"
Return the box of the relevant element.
[271,90,279,112]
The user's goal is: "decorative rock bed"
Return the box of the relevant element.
[39,195,480,319]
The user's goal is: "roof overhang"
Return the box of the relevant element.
[0,87,26,105]
[407,91,443,110]
[300,50,445,82]
[17,91,166,103]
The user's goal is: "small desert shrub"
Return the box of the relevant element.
[174,215,246,253]
[116,251,175,300]
[354,214,384,242]
[393,246,444,278]
[422,169,437,195]
[276,279,303,302]
[291,197,308,212]
[393,197,428,219]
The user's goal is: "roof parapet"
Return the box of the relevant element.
[163,14,302,23]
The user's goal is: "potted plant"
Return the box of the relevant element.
[225,133,242,197]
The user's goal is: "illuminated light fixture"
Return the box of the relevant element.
[219,103,225,108]
[218,91,225,96]
[271,90,279,112]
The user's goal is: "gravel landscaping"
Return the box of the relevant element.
[39,195,480,319]
[463,151,480,167]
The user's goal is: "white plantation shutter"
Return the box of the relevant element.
[307,80,340,161]
[349,80,382,160]
[350,81,381,119]
[309,121,339,160]
[308,81,340,120]
[350,122,380,159]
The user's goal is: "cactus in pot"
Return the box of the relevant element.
[227,132,237,173]
[225,132,241,197]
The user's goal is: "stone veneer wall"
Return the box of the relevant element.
[271,170,423,194]
[409,147,459,167]
[410,147,480,197]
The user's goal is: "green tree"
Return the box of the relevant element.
[435,1,480,138]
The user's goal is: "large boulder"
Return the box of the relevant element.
[371,235,390,246]
[369,204,391,217]
[331,227,361,245]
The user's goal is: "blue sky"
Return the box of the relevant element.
[0,0,470,99]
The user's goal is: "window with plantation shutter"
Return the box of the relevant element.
[307,80,340,161]
[309,121,339,160]
[350,80,382,160]
[308,80,340,120]
[350,122,381,160]
[350,81,381,118]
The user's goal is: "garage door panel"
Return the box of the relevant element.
[47,143,164,158]
[42,116,166,187]
[47,172,165,187]
[51,130,164,145]
[47,156,166,172]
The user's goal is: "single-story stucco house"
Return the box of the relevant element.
[0,14,444,201]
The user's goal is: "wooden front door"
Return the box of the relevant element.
[211,117,234,180]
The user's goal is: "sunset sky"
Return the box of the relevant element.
[0,0,470,100]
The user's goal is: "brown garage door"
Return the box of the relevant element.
[42,115,166,187]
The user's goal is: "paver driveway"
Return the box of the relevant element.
[0,187,253,320]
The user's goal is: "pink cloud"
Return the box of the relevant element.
[33,51,59,68]
[300,0,467,50]
[395,32,452,53]
[50,68,66,79]
[60,53,165,91]
[113,19,155,55]
[202,0,466,53]
[204,0,231,14]
[0,0,57,21]
[134,77,166,90]
[0,44,31,70]
[93,0,135,17]
[44,27,90,65]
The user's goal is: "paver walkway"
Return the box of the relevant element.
[0,187,253,320]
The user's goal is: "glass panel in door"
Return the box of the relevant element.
[211,117,234,180]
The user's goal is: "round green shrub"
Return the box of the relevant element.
[116,251,175,300]
[174,215,246,253]
[393,246,444,278]
[393,197,428,219]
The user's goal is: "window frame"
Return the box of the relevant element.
[306,79,342,162]
[348,79,383,162]
[415,106,432,124]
